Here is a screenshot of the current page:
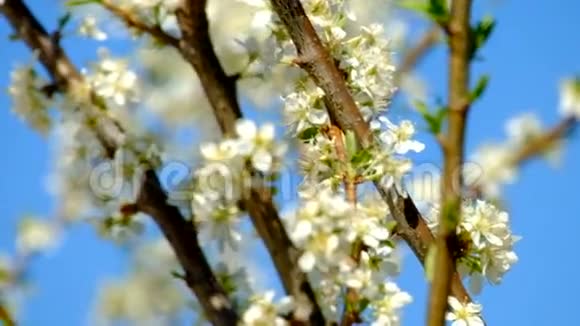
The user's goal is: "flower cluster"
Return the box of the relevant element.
[237,1,418,323]
[241,0,397,125]
[467,113,554,197]
[287,190,410,321]
[191,119,286,250]
[95,239,187,324]
[85,49,139,107]
[428,200,519,294]
[240,0,423,196]
[446,296,484,326]
[241,291,294,326]
[8,64,52,135]
[290,190,391,272]
[78,15,108,41]
[369,282,413,326]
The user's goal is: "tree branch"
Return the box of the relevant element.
[511,117,577,165]
[394,25,440,86]
[0,1,239,325]
[430,1,473,325]
[268,0,472,312]
[101,0,180,47]
[173,1,325,324]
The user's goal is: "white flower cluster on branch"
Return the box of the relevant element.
[8,63,52,135]
[85,49,139,107]
[2,0,537,324]
[234,0,424,323]
[428,200,519,294]
[467,113,559,197]
[241,291,294,326]
[191,119,287,250]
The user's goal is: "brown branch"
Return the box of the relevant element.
[0,304,15,326]
[510,117,576,165]
[468,117,577,199]
[394,25,440,86]
[174,1,325,324]
[0,1,239,325]
[324,125,361,325]
[101,0,180,47]
[430,1,473,325]
[268,0,472,315]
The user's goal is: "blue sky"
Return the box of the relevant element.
[1,1,580,325]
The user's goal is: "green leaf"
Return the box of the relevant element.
[358,298,371,313]
[398,0,449,25]
[470,16,496,59]
[398,0,429,13]
[170,270,186,280]
[460,255,483,273]
[414,100,429,115]
[298,127,319,141]
[469,74,490,102]
[8,33,21,41]
[345,130,358,160]
[57,12,73,31]
[66,0,101,6]
[350,148,372,166]
[415,100,448,134]
[427,0,449,23]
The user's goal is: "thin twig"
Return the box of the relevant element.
[511,117,577,165]
[268,0,472,313]
[0,1,238,325]
[394,25,440,86]
[430,1,473,325]
[468,117,578,197]
[101,0,180,47]
[174,1,325,324]
[324,125,361,325]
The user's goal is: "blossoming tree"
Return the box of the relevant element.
[1,0,579,325]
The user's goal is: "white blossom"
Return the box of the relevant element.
[8,64,52,135]
[428,200,519,294]
[505,113,542,145]
[463,200,510,249]
[283,87,329,135]
[86,49,138,107]
[78,15,107,41]
[235,119,287,173]
[446,296,484,326]
[192,193,243,251]
[370,282,412,326]
[241,291,292,326]
[560,77,580,118]
[374,116,425,154]
[95,272,186,324]
[16,217,58,254]
[200,140,240,162]
[466,144,516,197]
[238,0,273,35]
